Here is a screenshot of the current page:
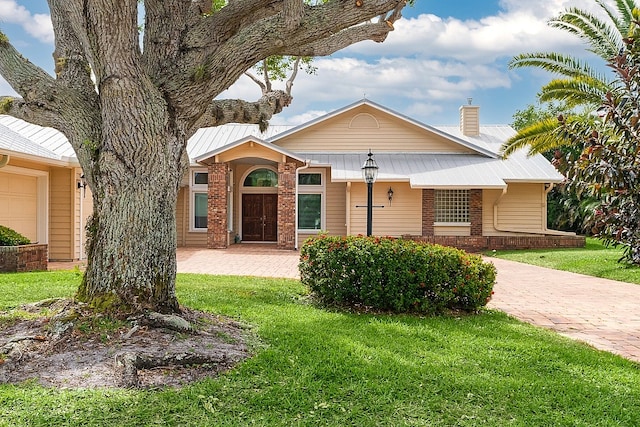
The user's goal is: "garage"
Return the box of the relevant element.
[0,170,39,242]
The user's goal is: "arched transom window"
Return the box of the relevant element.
[243,168,278,187]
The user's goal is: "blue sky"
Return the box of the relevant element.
[0,0,608,126]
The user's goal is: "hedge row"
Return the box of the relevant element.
[0,225,30,246]
[299,235,496,314]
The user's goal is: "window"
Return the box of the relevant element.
[435,189,469,223]
[244,168,277,187]
[194,193,208,229]
[298,194,322,230]
[190,169,209,231]
[297,171,324,231]
[298,173,322,186]
[193,171,208,185]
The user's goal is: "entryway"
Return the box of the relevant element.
[242,193,277,241]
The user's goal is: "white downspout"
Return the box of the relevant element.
[294,160,311,250]
[493,183,575,236]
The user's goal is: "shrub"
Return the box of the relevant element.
[299,235,496,314]
[0,225,31,246]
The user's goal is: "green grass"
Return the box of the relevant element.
[487,238,640,284]
[1,271,640,426]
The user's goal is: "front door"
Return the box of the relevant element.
[242,194,278,241]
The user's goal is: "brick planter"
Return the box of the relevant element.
[403,235,586,253]
[0,244,48,272]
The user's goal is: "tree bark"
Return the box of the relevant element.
[0,0,408,315]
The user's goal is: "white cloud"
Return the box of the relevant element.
[0,0,53,43]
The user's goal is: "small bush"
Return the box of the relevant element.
[299,235,496,314]
[0,225,31,246]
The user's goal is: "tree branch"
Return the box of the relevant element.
[284,0,305,30]
[191,91,293,133]
[282,21,397,56]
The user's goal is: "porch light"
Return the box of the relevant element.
[361,150,378,236]
[387,187,394,204]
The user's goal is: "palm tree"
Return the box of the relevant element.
[501,0,637,157]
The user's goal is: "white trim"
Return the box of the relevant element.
[0,165,49,244]
[297,169,326,233]
[189,167,208,232]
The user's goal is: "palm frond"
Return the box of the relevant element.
[500,118,565,157]
[538,77,610,107]
[509,52,606,81]
[550,8,624,59]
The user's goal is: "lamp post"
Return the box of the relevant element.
[361,150,379,236]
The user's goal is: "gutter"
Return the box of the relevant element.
[294,160,311,250]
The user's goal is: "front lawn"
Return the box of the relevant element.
[488,238,640,284]
[1,271,639,426]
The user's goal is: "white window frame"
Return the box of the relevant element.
[434,189,470,225]
[297,170,325,232]
[190,168,208,232]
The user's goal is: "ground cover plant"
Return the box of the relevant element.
[488,238,640,284]
[1,271,640,426]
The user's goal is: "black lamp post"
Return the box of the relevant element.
[361,150,379,236]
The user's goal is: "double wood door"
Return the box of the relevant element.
[242,193,278,241]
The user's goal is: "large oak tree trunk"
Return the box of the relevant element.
[76,67,187,314]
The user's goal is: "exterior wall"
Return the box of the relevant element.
[325,178,347,236]
[277,162,296,249]
[276,105,474,154]
[207,163,229,248]
[74,168,93,260]
[176,187,207,247]
[49,167,74,260]
[348,181,421,236]
[483,183,547,236]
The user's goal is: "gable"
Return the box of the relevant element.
[273,103,478,155]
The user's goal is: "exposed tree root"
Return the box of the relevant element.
[0,299,253,389]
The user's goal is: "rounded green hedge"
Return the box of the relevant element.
[299,235,496,314]
[0,225,31,246]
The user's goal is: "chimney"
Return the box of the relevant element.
[459,99,480,136]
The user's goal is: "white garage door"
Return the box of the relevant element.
[0,171,38,242]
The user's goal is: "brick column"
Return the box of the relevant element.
[422,189,434,236]
[278,162,296,249]
[207,162,229,249]
[470,189,483,236]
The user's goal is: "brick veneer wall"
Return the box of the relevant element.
[470,189,482,236]
[422,189,434,236]
[404,235,586,252]
[207,162,228,249]
[0,244,48,272]
[277,162,296,250]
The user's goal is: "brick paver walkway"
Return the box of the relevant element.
[486,257,640,363]
[50,245,640,363]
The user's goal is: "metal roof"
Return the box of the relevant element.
[0,106,564,187]
[0,115,76,160]
[303,151,563,188]
[0,123,62,161]
[188,124,292,165]
[194,135,305,164]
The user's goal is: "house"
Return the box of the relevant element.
[0,99,584,261]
